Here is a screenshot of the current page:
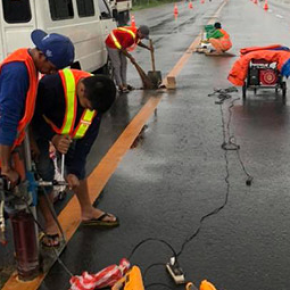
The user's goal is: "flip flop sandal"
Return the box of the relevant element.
[39,232,60,249]
[127,84,135,91]
[82,213,120,228]
[121,88,129,93]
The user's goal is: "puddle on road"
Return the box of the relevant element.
[130,125,149,149]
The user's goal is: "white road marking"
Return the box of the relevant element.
[276,14,283,18]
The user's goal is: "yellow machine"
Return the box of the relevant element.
[112,266,145,290]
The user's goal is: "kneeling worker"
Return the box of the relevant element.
[32,69,117,247]
[206,22,232,54]
[105,25,151,93]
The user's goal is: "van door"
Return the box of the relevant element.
[0,0,36,61]
[97,0,116,42]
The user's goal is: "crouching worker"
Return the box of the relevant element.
[205,22,232,54]
[32,69,117,248]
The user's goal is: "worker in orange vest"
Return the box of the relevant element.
[32,69,117,247]
[206,22,232,54]
[0,29,75,185]
[105,25,152,93]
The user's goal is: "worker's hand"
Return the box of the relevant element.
[51,134,72,154]
[66,174,80,190]
[1,167,20,188]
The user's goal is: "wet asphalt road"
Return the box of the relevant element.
[42,0,290,290]
[3,0,290,289]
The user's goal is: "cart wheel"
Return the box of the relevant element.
[242,83,247,99]
[282,81,287,99]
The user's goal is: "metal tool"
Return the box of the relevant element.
[147,39,162,89]
[61,154,65,178]
[166,257,186,284]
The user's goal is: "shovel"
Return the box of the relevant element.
[147,39,162,89]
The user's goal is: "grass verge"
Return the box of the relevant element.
[132,0,182,10]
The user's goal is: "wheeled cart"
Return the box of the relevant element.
[242,59,287,101]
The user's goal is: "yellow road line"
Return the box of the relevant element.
[164,0,228,86]
[2,1,228,289]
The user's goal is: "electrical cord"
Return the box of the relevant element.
[127,91,254,286]
[128,238,177,260]
[143,262,165,280]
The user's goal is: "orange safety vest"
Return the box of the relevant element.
[0,48,39,149]
[44,69,97,139]
[109,26,139,51]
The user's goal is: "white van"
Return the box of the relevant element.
[108,0,132,26]
[0,0,117,73]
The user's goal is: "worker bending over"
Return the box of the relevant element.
[106,25,151,93]
[206,22,232,54]
[0,29,74,184]
[32,69,117,247]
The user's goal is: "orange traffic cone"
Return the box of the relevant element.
[174,3,178,16]
[131,14,136,27]
[201,0,205,4]
[264,0,269,10]
[253,0,257,4]
[188,1,193,9]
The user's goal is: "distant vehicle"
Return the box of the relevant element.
[107,0,132,26]
[0,0,117,73]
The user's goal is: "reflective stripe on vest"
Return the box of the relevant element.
[72,109,96,139]
[44,68,96,139]
[62,68,77,135]
[111,27,137,50]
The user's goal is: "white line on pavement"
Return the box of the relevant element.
[276,14,283,18]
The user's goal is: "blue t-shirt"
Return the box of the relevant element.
[0,62,29,146]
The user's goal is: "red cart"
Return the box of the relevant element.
[242,59,287,101]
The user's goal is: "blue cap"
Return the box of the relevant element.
[31,29,75,69]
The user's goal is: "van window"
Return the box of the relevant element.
[2,0,32,23]
[49,0,74,20]
[77,0,94,17]
[98,0,111,19]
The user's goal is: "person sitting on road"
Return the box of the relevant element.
[205,22,232,54]
[105,25,152,93]
[32,69,117,248]
[0,29,74,185]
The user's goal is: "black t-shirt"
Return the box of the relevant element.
[32,73,101,179]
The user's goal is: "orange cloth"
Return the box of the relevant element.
[228,50,290,86]
[240,44,282,56]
